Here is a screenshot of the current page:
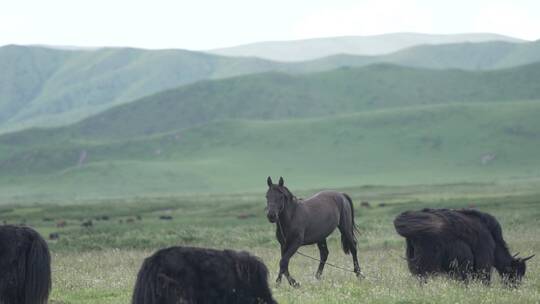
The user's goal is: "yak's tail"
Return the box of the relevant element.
[132,255,162,304]
[341,193,358,255]
[24,229,51,304]
[393,210,445,238]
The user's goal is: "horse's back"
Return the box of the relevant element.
[300,190,349,244]
[303,190,345,206]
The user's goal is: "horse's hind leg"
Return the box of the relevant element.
[350,244,361,278]
[338,226,362,278]
[316,240,329,279]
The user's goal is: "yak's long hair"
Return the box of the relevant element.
[132,246,276,304]
[394,208,533,285]
[0,225,51,304]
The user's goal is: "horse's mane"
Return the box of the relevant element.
[276,185,299,204]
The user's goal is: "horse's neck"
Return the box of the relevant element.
[278,197,298,227]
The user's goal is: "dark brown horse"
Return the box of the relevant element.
[265,176,361,287]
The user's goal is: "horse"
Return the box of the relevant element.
[265,176,361,287]
[131,246,277,304]
[394,208,534,286]
[0,225,51,304]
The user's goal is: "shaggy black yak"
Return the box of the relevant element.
[132,246,277,304]
[0,225,51,304]
[394,208,534,285]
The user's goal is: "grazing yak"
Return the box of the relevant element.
[132,246,277,304]
[0,225,51,304]
[394,208,534,285]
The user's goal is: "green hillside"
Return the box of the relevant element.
[2,40,540,133]
[69,62,540,140]
[0,45,282,132]
[1,100,540,200]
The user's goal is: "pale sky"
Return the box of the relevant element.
[1,0,539,50]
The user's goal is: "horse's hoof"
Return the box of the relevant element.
[290,280,301,288]
[315,273,322,280]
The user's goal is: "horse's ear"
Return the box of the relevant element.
[278,176,284,187]
[267,176,273,187]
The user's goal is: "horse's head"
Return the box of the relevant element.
[504,253,534,286]
[265,176,288,223]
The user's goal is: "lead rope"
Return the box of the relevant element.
[276,218,365,277]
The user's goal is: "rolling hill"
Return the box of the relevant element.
[1,101,539,200]
[1,63,539,199]
[2,40,540,133]
[209,32,524,61]
[0,45,282,132]
[69,62,540,140]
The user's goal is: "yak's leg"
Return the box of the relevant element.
[315,240,329,279]
[278,240,302,288]
[472,245,493,285]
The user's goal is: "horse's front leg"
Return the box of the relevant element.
[277,240,302,288]
[276,242,286,284]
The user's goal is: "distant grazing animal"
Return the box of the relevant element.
[265,176,361,287]
[49,232,60,240]
[56,220,67,228]
[159,215,173,220]
[360,201,371,208]
[132,246,276,304]
[394,208,534,286]
[0,225,51,304]
[81,220,93,228]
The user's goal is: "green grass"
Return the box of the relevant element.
[2,182,539,303]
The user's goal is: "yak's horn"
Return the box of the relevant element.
[512,252,520,258]
[522,254,535,262]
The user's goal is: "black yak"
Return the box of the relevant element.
[132,246,277,304]
[394,208,534,285]
[0,225,51,304]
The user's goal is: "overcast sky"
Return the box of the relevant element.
[1,0,539,50]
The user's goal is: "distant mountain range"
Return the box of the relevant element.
[2,37,540,133]
[209,32,525,61]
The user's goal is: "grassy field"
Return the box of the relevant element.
[1,180,539,303]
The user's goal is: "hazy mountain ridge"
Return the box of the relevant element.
[210,32,525,61]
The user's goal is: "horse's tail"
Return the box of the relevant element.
[132,255,162,304]
[23,229,51,304]
[341,193,358,255]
